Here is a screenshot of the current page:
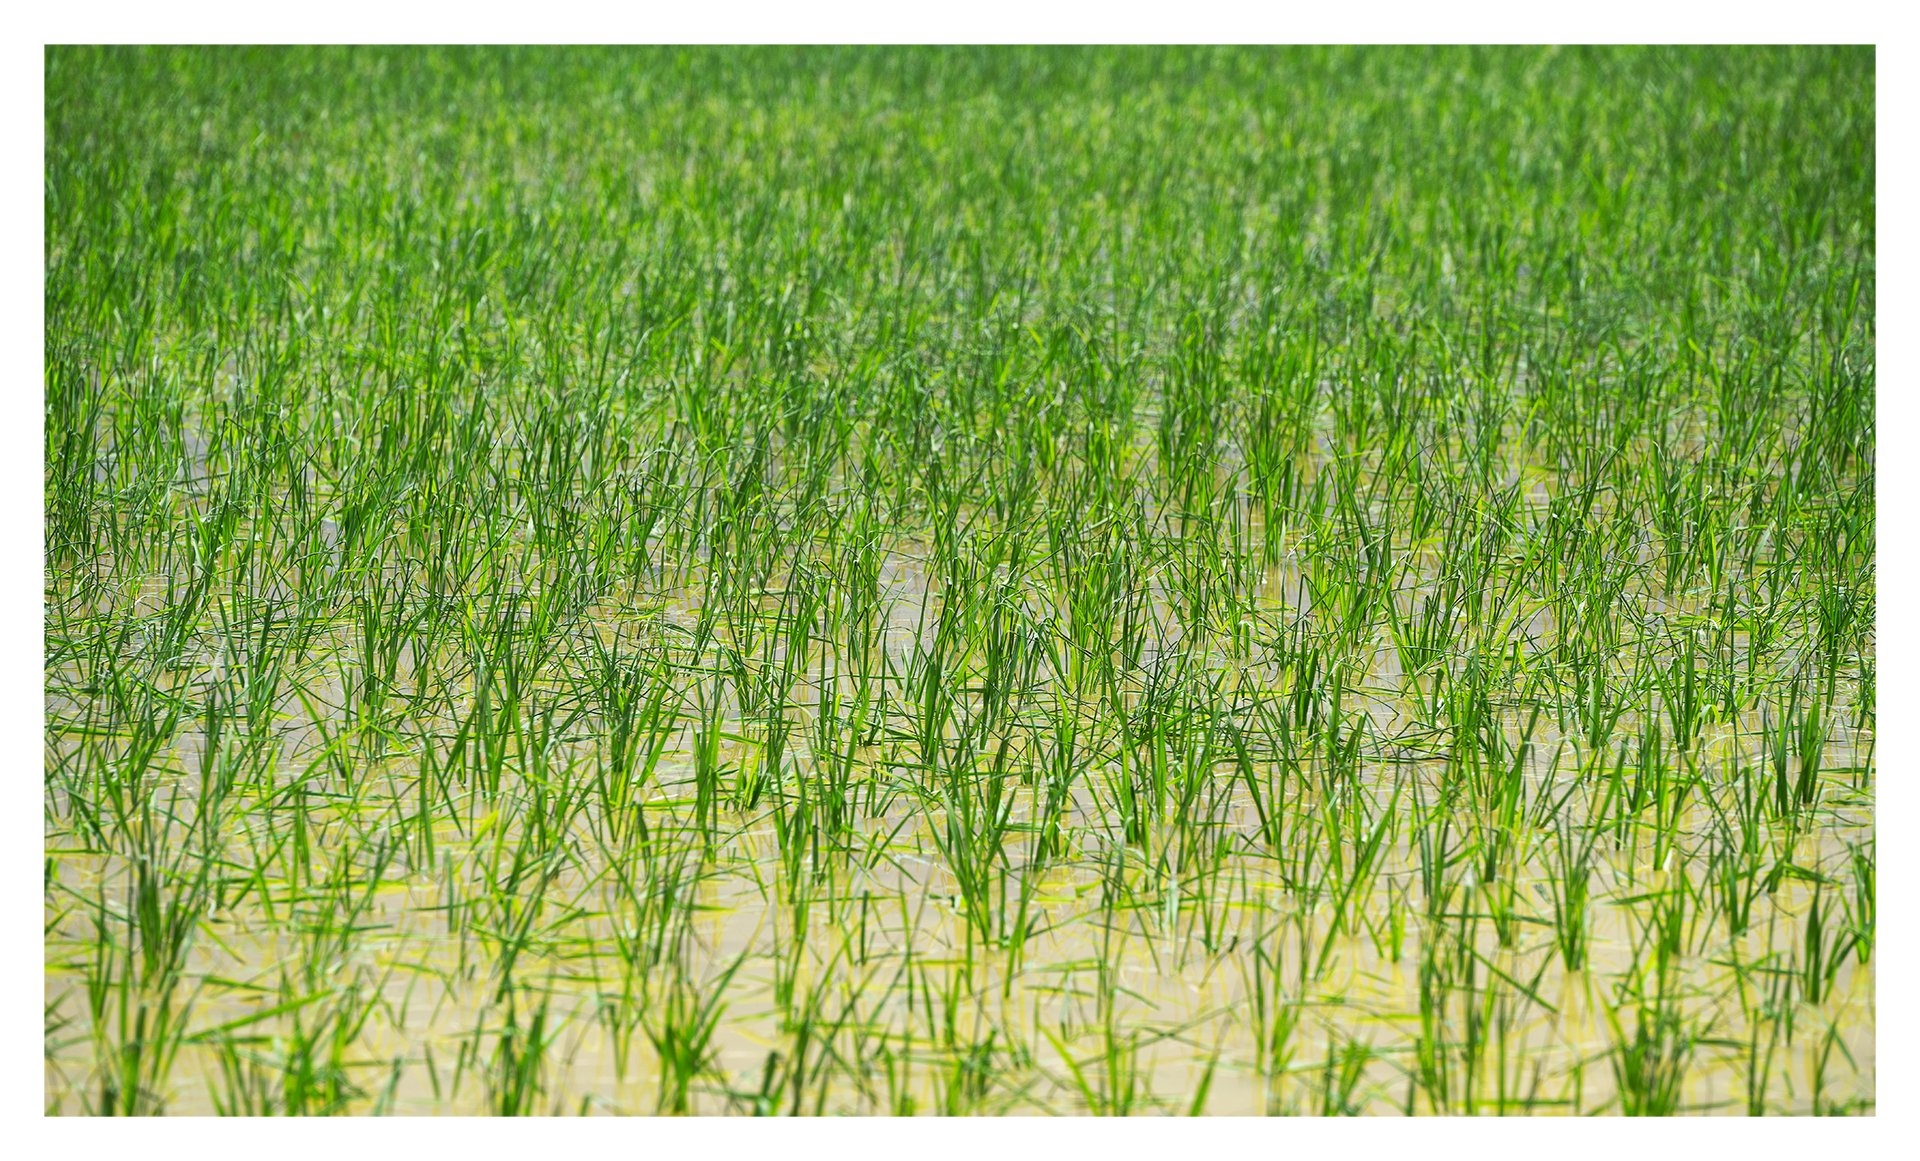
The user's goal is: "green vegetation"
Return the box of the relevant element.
[44,45,1873,1115]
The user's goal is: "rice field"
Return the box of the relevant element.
[43,45,1874,1116]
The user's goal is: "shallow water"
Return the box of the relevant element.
[44,558,1875,1114]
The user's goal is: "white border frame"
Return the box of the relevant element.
[8,7,1901,1156]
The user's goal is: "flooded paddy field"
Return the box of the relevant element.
[44,46,1873,1115]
